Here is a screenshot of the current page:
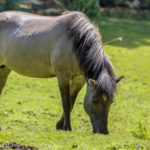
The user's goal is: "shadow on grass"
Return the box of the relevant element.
[96,16,150,48]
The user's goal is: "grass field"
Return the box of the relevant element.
[0,15,150,150]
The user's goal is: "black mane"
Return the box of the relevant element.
[67,12,116,99]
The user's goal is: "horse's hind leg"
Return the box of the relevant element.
[56,76,85,130]
[0,65,11,95]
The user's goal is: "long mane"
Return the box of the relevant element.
[67,12,116,99]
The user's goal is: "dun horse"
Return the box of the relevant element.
[0,11,124,134]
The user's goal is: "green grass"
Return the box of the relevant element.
[0,15,150,150]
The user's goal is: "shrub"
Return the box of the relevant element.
[1,0,25,10]
[68,0,100,18]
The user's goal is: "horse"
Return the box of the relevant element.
[0,11,124,134]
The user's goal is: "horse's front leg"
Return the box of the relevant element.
[56,76,85,130]
[57,73,72,131]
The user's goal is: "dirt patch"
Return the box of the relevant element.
[0,142,38,150]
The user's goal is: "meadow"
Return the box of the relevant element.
[0,14,150,150]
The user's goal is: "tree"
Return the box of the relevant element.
[3,0,25,10]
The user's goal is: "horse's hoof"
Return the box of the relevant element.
[64,126,72,131]
[56,121,64,130]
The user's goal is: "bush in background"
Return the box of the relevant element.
[100,0,150,9]
[68,0,100,17]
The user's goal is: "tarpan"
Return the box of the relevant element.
[0,11,124,134]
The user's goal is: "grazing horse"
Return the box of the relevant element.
[0,11,124,134]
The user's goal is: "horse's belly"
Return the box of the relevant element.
[12,66,54,78]
[4,50,55,78]
[2,36,56,78]
[6,60,54,78]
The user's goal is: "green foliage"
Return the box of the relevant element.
[2,0,25,10]
[68,0,100,17]
[100,0,150,9]
[2,0,16,10]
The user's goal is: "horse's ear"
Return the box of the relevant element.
[115,76,124,83]
[89,79,98,89]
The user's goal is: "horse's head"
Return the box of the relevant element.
[84,76,124,134]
